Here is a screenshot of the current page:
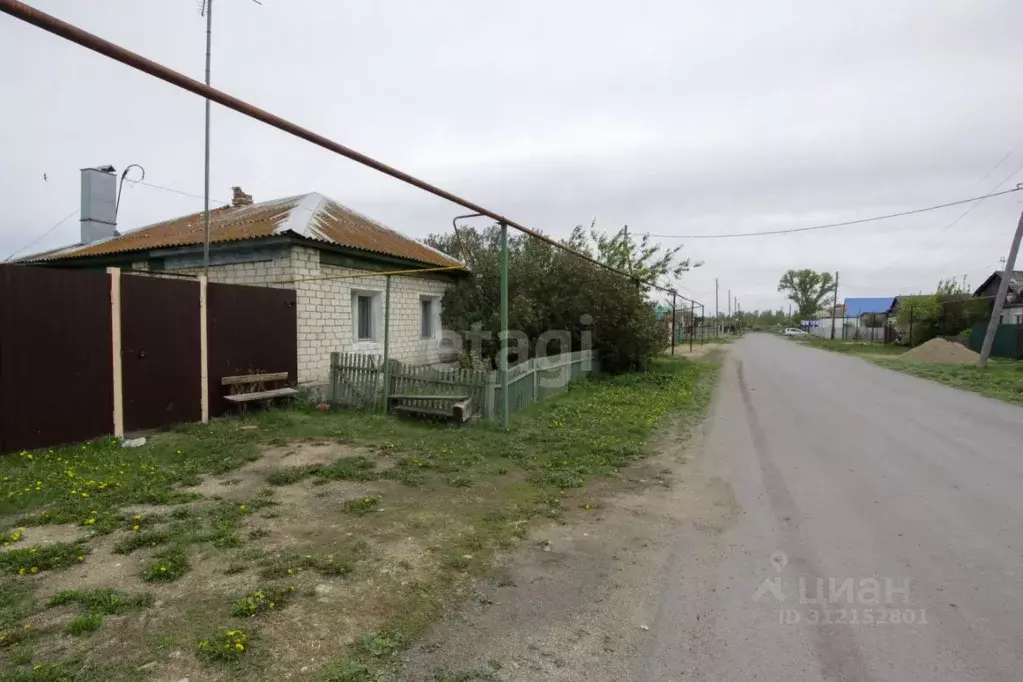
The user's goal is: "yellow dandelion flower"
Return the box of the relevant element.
[287,568,294,574]
[235,643,244,651]
[30,567,38,574]
[131,525,140,532]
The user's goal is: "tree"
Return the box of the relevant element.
[564,222,701,288]
[893,278,988,346]
[777,269,835,318]
[426,223,696,372]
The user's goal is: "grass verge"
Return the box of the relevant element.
[875,358,1023,404]
[797,337,905,356]
[0,355,719,681]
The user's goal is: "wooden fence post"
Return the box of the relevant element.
[329,352,339,404]
[199,275,209,424]
[484,370,496,420]
[531,358,538,404]
[106,267,124,438]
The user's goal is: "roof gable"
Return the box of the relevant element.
[23,192,463,270]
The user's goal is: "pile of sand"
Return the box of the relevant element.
[900,338,980,364]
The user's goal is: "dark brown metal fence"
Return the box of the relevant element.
[1,266,299,453]
[207,282,297,417]
[0,265,113,453]
[121,274,202,432]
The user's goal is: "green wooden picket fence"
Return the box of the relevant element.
[328,350,598,420]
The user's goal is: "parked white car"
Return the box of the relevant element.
[782,328,809,337]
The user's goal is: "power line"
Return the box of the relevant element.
[128,180,229,205]
[637,186,1023,240]
[0,1,695,302]
[855,154,1023,281]
[4,209,79,261]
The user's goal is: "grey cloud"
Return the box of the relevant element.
[2,0,1022,312]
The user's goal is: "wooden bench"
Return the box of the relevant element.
[223,372,299,406]
[388,394,473,423]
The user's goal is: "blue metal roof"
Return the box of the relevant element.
[843,297,895,317]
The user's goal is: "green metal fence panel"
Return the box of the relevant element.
[970,323,1023,359]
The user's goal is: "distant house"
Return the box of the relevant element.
[844,297,895,327]
[22,166,469,385]
[973,271,1023,324]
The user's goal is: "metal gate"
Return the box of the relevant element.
[206,282,297,417]
[0,266,113,453]
[121,274,202,432]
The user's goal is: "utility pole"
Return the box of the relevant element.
[830,272,839,340]
[202,0,213,277]
[689,299,694,352]
[979,210,1023,367]
[715,278,719,335]
[671,292,677,355]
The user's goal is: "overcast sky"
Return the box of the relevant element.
[2,0,1023,312]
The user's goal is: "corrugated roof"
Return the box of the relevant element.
[843,297,895,317]
[23,192,464,269]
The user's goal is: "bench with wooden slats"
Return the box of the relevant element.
[387,394,473,422]
[222,372,299,404]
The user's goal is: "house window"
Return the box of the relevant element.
[353,292,380,341]
[421,298,434,339]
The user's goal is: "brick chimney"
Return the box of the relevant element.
[231,186,253,207]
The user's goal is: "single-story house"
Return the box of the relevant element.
[844,297,895,327]
[973,270,1023,325]
[22,166,469,385]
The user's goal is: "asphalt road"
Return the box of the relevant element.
[642,333,1023,681]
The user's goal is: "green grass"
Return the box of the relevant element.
[797,337,905,356]
[140,547,190,582]
[0,421,271,531]
[48,588,153,615]
[0,356,719,681]
[66,614,103,636]
[875,358,1023,404]
[0,542,89,576]
[196,628,250,663]
[230,585,294,618]
[0,583,36,630]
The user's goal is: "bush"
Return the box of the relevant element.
[426,224,693,373]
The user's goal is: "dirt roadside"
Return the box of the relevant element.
[401,407,739,681]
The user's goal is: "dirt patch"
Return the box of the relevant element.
[669,342,727,358]
[901,338,980,364]
[402,417,736,681]
[185,439,389,501]
[0,523,84,550]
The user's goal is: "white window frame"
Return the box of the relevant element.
[419,294,442,341]
[351,288,383,344]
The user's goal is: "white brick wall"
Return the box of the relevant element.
[167,245,452,385]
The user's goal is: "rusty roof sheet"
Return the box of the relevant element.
[26,192,464,269]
